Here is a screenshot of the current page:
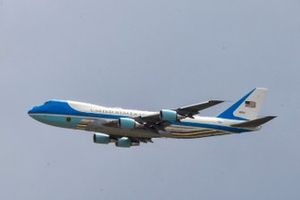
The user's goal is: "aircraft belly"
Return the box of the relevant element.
[85,119,230,139]
[39,115,231,140]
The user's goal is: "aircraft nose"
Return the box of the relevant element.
[28,106,40,115]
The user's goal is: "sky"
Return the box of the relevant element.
[1,0,300,199]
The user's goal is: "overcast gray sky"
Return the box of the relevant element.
[1,0,300,199]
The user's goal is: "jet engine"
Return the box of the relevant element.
[93,133,110,144]
[160,109,182,121]
[119,118,142,129]
[115,137,132,148]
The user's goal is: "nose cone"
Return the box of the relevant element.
[28,106,45,121]
[28,106,39,115]
[28,105,47,123]
[28,106,39,121]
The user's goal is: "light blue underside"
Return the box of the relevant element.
[31,115,82,128]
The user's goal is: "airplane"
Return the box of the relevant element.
[28,88,276,148]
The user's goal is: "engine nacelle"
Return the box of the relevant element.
[115,137,132,148]
[160,109,180,121]
[93,133,110,144]
[119,118,142,129]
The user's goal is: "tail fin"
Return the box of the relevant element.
[218,88,268,120]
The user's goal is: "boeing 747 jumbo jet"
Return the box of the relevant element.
[28,88,276,148]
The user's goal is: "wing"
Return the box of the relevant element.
[136,100,224,124]
[104,100,224,129]
[176,100,224,117]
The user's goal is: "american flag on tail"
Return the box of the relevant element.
[245,101,256,108]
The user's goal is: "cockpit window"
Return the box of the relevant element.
[44,101,51,105]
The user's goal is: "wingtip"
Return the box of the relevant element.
[268,116,278,120]
[209,100,225,104]
[255,87,268,90]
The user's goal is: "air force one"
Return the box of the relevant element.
[28,88,276,148]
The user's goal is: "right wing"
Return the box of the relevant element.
[175,100,225,117]
[104,100,224,129]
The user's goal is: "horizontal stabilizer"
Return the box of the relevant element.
[231,116,277,128]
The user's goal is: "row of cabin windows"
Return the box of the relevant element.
[94,109,139,116]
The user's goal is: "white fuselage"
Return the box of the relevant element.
[28,100,255,139]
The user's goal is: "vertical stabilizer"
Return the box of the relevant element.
[218,88,268,120]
